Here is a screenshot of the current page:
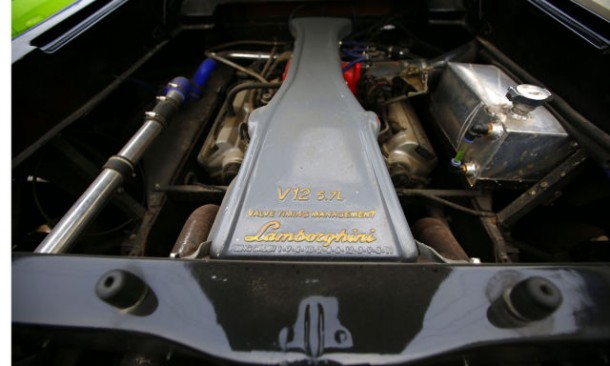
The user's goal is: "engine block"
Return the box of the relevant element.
[208,18,418,261]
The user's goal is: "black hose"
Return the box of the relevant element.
[225,82,282,116]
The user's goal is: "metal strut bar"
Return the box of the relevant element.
[496,149,588,229]
[35,77,191,254]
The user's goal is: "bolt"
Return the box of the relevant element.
[529,190,537,196]
[461,162,478,177]
[486,122,504,139]
[540,181,549,188]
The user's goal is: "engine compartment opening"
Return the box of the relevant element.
[11,1,610,365]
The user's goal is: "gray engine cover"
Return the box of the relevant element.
[208,18,417,261]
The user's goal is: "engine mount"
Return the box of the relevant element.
[207,18,418,261]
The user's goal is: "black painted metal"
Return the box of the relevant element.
[497,149,588,228]
[12,253,610,364]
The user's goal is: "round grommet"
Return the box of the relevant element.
[96,270,148,309]
[508,276,562,321]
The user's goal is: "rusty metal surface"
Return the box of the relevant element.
[413,217,470,261]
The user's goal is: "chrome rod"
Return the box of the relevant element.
[34,78,191,254]
[34,169,123,254]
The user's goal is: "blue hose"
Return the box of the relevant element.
[166,76,192,103]
[192,58,218,98]
[342,39,367,47]
[342,49,364,59]
[342,57,365,73]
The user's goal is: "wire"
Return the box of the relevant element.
[342,57,365,72]
[206,52,268,83]
[261,46,277,79]
[382,95,408,105]
[346,14,444,56]
[342,39,368,47]
[194,182,228,192]
[225,82,283,116]
[456,101,484,146]
[207,40,287,53]
[31,137,146,238]
[31,176,52,224]
[87,218,137,237]
[288,4,307,22]
[266,50,292,79]
[342,49,364,59]
[31,163,138,237]
[404,190,496,217]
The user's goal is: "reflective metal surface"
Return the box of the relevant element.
[382,100,437,186]
[431,62,575,185]
[12,254,610,364]
[34,169,123,254]
[197,90,252,182]
[35,117,167,254]
[118,120,165,162]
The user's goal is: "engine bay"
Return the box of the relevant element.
[11,1,610,365]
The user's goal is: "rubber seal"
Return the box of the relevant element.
[145,112,168,129]
[146,100,179,129]
[103,155,135,178]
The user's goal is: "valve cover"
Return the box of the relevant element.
[208,18,417,261]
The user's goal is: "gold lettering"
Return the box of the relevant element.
[295,229,307,241]
[297,187,311,201]
[276,233,295,242]
[366,229,377,243]
[244,221,281,242]
[247,209,276,217]
[278,187,290,201]
[244,221,377,247]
